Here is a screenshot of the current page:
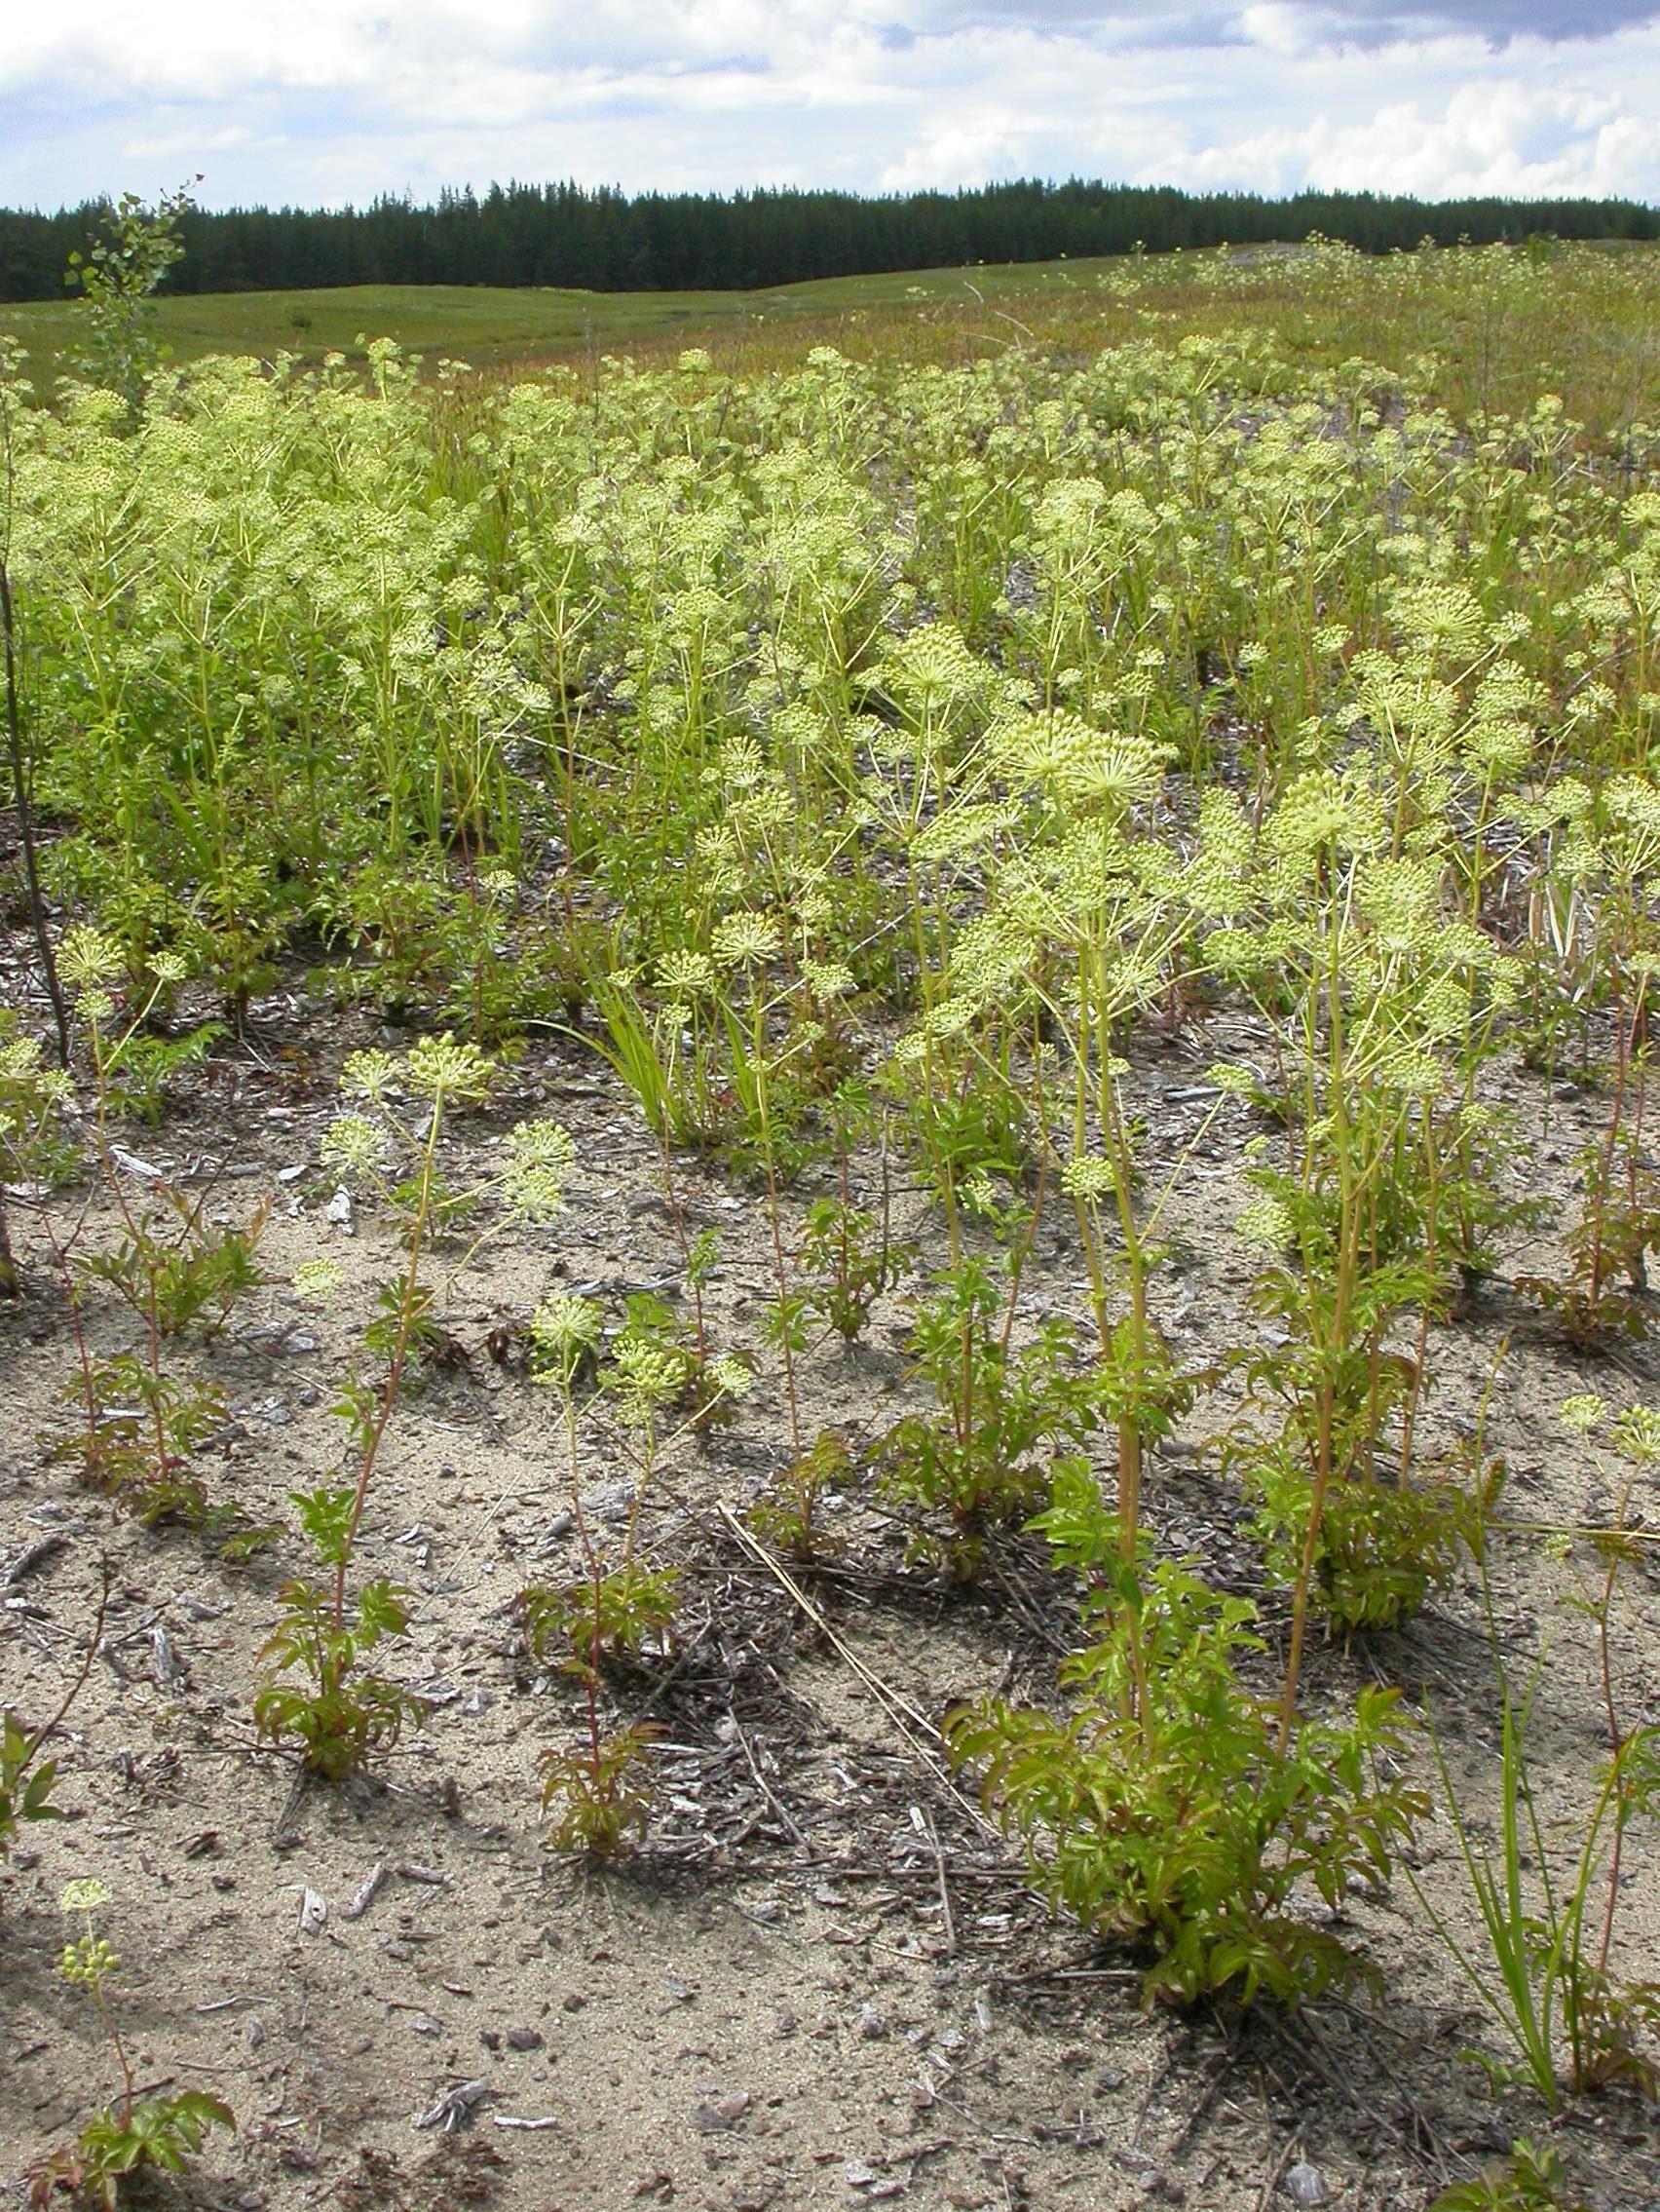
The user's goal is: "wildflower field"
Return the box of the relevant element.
[1,239,1659,2212]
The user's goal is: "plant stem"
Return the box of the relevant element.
[751,999,802,1455]
[332,1094,442,1629]
[0,557,70,1068]
[89,1959,136,2124]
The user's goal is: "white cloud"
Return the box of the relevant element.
[1241,5,1318,57]
[1178,38,1657,196]
[0,1,1655,210]
[880,115,1036,191]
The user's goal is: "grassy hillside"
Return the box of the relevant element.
[0,258,1101,383]
[2,238,1657,434]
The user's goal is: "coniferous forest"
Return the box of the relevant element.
[0,173,1655,300]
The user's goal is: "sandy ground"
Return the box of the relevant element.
[3,983,1658,2212]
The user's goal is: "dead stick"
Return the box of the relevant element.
[728,1710,807,1846]
[1254,2137,1297,2212]
[921,1805,957,1956]
[19,1564,111,1763]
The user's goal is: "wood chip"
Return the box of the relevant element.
[2,1533,67,1586]
[286,1885,326,1936]
[149,1625,189,1694]
[339,1862,388,1920]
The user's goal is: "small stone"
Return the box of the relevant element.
[561,1992,587,2013]
[692,2092,751,2132]
[506,2026,544,2051]
[846,2160,880,2188]
[410,2014,443,2038]
[856,2003,887,2041]
[1284,2164,1331,2208]
[479,2029,501,2051]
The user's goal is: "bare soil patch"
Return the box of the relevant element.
[3,980,1659,2212]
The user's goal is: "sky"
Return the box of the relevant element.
[2,0,1656,212]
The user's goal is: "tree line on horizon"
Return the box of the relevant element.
[0,176,1654,302]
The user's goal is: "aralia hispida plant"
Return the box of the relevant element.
[1041,1003,1205,1576]
[793,1076,915,1352]
[1222,1090,1490,1640]
[1427,2139,1589,2212]
[1205,790,1511,1703]
[28,1880,234,2209]
[878,1254,1103,1581]
[0,1017,77,1296]
[42,932,265,1530]
[704,910,833,1455]
[970,704,1196,1568]
[0,1710,64,1863]
[946,1467,1425,2007]
[523,1289,752,1854]
[1515,1123,1660,1350]
[53,928,220,1126]
[747,1428,856,1563]
[0,347,72,1078]
[798,1197,914,1349]
[256,1037,575,1778]
[1057,1127,1204,1656]
[522,1292,662,1856]
[3,1574,107,1877]
[1516,777,1660,1347]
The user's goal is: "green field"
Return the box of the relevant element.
[0,255,1118,382]
[5,237,1657,432]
